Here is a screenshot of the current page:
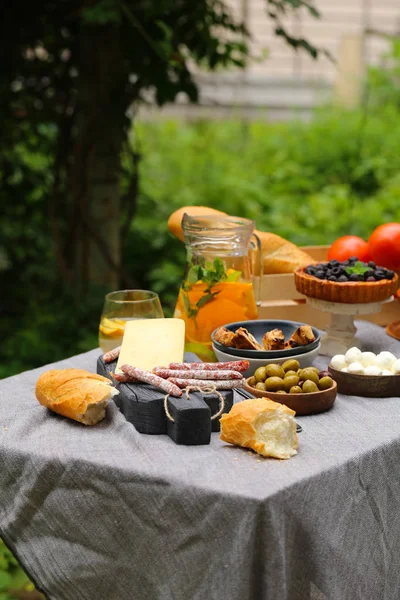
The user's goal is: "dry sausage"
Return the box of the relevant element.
[121,364,182,397]
[167,377,246,390]
[154,368,243,380]
[103,346,121,363]
[167,360,249,372]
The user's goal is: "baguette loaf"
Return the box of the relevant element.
[35,369,119,425]
[220,398,298,459]
[167,205,314,274]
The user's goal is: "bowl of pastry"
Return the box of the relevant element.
[212,320,320,359]
[212,320,321,376]
[244,360,337,415]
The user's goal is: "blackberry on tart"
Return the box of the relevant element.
[294,258,398,303]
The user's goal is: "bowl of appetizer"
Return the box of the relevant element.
[244,360,337,415]
[328,347,400,397]
[213,342,320,377]
[212,320,320,359]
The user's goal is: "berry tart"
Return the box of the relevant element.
[294,257,398,304]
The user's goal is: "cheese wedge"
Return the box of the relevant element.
[116,318,185,373]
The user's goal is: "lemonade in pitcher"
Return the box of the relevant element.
[174,214,260,361]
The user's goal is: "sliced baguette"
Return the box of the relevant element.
[35,369,119,425]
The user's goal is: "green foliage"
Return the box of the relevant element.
[0,539,43,599]
[126,104,400,313]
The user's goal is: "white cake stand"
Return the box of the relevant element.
[307,297,390,356]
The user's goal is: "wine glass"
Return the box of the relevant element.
[98,290,164,352]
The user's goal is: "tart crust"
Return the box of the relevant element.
[294,266,399,304]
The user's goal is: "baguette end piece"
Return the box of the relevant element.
[220,398,298,459]
[35,369,119,425]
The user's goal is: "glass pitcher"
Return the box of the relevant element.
[174,214,262,361]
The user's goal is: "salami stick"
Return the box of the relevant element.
[167,377,246,390]
[103,346,121,363]
[154,368,243,380]
[111,372,134,383]
[167,360,250,373]
[121,364,182,397]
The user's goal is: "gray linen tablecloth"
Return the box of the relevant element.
[1,321,400,600]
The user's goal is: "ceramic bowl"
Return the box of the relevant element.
[211,319,320,359]
[244,377,337,416]
[212,342,321,377]
[328,366,400,398]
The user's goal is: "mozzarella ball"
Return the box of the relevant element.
[345,347,362,365]
[392,359,400,374]
[377,351,396,366]
[347,361,364,375]
[364,365,382,376]
[374,353,396,371]
[381,369,394,376]
[361,352,376,367]
[330,354,347,371]
[341,367,348,373]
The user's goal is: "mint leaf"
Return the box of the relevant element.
[187,265,200,285]
[214,258,225,279]
[345,261,369,276]
[196,291,220,309]
[182,293,191,314]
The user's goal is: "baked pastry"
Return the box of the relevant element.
[167,206,314,274]
[290,325,315,346]
[214,326,236,346]
[295,259,398,304]
[220,398,298,459]
[231,327,263,350]
[35,369,119,425]
[262,329,285,350]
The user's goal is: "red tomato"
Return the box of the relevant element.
[327,236,371,262]
[368,223,400,271]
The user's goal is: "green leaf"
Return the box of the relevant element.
[196,290,220,309]
[345,261,370,275]
[187,266,199,285]
[214,258,226,279]
[226,269,242,282]
[182,292,191,314]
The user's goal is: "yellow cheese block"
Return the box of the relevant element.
[116,318,185,373]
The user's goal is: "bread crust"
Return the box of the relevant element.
[35,369,117,425]
[220,398,298,459]
[167,206,314,274]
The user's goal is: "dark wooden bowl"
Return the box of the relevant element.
[245,378,337,416]
[328,366,400,398]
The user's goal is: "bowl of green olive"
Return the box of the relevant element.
[245,359,337,415]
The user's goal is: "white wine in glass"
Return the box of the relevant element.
[98,290,164,353]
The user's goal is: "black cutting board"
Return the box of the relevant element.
[97,353,234,446]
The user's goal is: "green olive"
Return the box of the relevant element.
[302,380,319,393]
[248,376,256,387]
[264,364,285,379]
[298,368,320,385]
[254,367,267,383]
[276,390,287,395]
[318,376,334,391]
[265,376,285,392]
[255,381,266,391]
[289,386,303,394]
[283,375,300,391]
[284,370,298,378]
[282,359,300,372]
